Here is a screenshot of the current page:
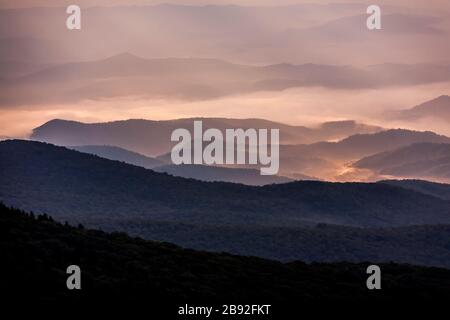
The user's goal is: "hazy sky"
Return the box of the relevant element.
[0,0,448,9]
[0,0,449,137]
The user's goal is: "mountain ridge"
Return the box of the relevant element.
[31,117,382,156]
[394,95,450,121]
[354,142,450,181]
[4,52,450,105]
[2,139,450,228]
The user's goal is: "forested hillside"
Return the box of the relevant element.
[2,203,450,305]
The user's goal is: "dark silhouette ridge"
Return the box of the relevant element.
[2,139,450,228]
[153,164,294,186]
[2,203,450,305]
[379,179,450,200]
[70,144,297,185]
[71,145,164,169]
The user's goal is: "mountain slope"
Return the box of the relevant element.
[70,144,296,185]
[97,218,450,268]
[302,129,450,160]
[2,140,450,228]
[153,164,294,186]
[379,180,450,201]
[70,145,164,169]
[354,143,450,181]
[3,203,450,304]
[71,145,293,185]
[395,95,450,121]
[271,130,450,179]
[276,128,450,180]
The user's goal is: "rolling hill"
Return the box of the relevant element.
[71,145,164,169]
[379,179,450,201]
[354,143,450,181]
[273,129,450,179]
[71,145,294,186]
[294,129,450,161]
[3,203,450,305]
[94,218,450,268]
[153,164,294,186]
[395,95,450,121]
[2,140,450,228]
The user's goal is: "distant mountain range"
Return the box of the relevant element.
[1,5,447,67]
[31,117,450,181]
[0,60,51,78]
[2,140,450,268]
[283,14,447,54]
[0,54,369,105]
[293,129,450,160]
[394,95,450,121]
[2,53,450,106]
[354,143,450,182]
[31,118,382,155]
[275,129,450,179]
